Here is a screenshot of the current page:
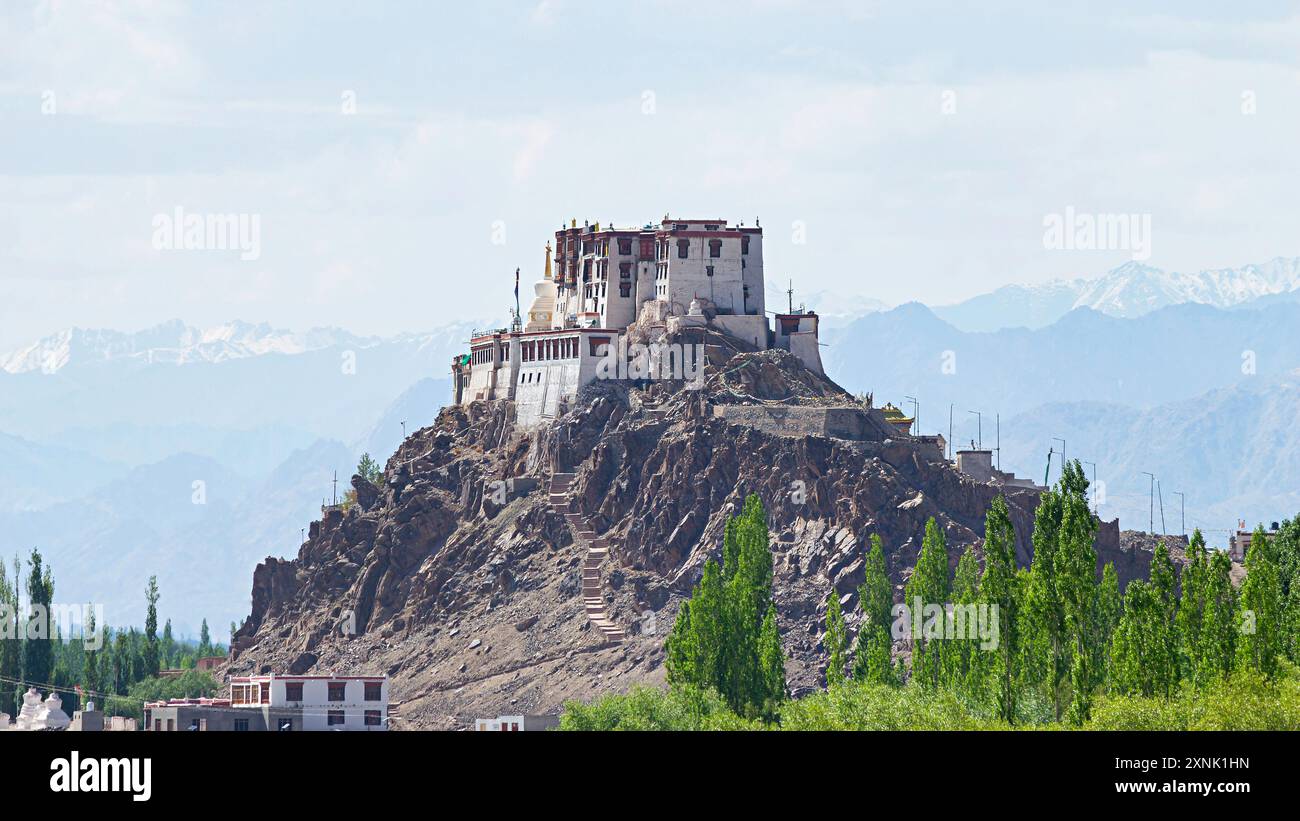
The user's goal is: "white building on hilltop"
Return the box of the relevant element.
[452,215,823,427]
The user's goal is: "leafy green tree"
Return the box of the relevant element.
[83,609,101,699]
[1196,550,1237,687]
[1176,530,1209,678]
[944,544,982,697]
[757,604,785,717]
[143,575,160,678]
[904,517,950,690]
[0,557,20,717]
[23,548,55,691]
[161,619,175,669]
[980,495,1021,722]
[1092,563,1122,683]
[357,452,384,486]
[1237,525,1284,679]
[823,590,847,686]
[1053,461,1098,724]
[665,494,781,718]
[1022,484,1067,718]
[1110,580,1161,696]
[198,619,212,658]
[852,534,896,686]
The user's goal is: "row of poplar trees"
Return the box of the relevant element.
[664,494,786,720]
[0,551,224,717]
[820,459,1300,725]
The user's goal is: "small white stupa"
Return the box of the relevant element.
[33,691,71,731]
[674,295,708,329]
[14,687,42,730]
[524,241,559,332]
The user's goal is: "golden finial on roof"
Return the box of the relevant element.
[544,241,553,280]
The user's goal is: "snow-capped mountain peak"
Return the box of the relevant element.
[1071,256,1300,318]
[0,320,378,374]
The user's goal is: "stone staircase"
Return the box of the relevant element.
[549,471,624,644]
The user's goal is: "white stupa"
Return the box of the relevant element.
[33,691,71,730]
[13,688,42,730]
[524,241,559,332]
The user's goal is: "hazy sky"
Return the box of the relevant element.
[1,0,1298,349]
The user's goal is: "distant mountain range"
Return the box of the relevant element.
[999,373,1300,544]
[932,257,1300,331]
[823,300,1300,418]
[0,319,483,631]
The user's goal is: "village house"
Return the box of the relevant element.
[144,674,390,731]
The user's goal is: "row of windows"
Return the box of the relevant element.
[566,233,751,262]
[521,337,577,362]
[231,681,383,704]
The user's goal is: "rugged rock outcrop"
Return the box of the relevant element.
[230,342,1153,727]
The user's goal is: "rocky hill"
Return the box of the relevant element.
[228,339,1162,729]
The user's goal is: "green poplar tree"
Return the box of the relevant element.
[1022,484,1067,718]
[1195,550,1237,687]
[1093,563,1122,686]
[1147,543,1179,696]
[823,590,846,687]
[945,544,981,697]
[143,575,160,678]
[23,548,55,691]
[757,604,785,718]
[980,495,1020,722]
[665,494,780,718]
[904,517,950,690]
[851,534,896,685]
[1237,525,1283,679]
[1053,461,1098,724]
[1176,530,1209,678]
[83,609,101,700]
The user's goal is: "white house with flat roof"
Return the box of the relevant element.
[229,674,389,731]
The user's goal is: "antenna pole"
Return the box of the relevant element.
[1142,472,1155,534]
[1157,480,1166,535]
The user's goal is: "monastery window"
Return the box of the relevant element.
[706,265,714,277]
[327,711,345,727]
[742,235,750,254]
[706,224,719,231]
[260,682,270,703]
[675,223,688,230]
[618,238,632,255]
[639,238,653,258]
[328,682,346,702]
[285,682,303,702]
[365,682,382,701]
[676,239,690,259]
[365,710,382,727]
[709,239,722,258]
[619,263,631,278]
[234,719,249,732]
[620,283,631,298]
